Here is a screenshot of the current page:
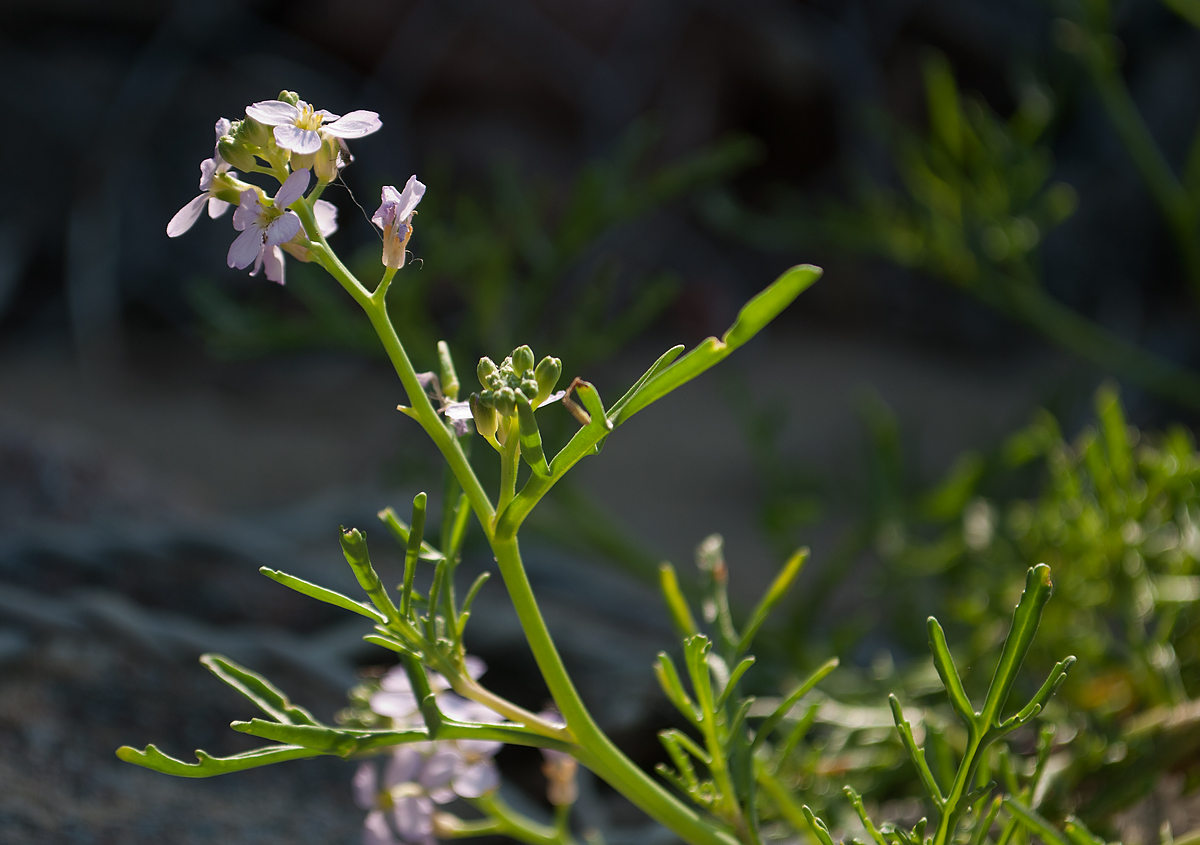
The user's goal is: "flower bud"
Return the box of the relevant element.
[519,378,538,400]
[494,387,517,417]
[438,341,460,401]
[234,116,271,148]
[480,390,495,407]
[470,394,497,441]
[290,151,316,171]
[511,345,534,375]
[217,136,259,172]
[277,89,301,106]
[477,357,498,388]
[314,137,344,183]
[534,356,562,404]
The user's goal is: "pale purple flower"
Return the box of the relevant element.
[372,177,426,268]
[370,656,487,727]
[245,98,381,155]
[442,402,473,436]
[167,118,237,237]
[227,168,310,284]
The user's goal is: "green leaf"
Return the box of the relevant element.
[1002,797,1069,845]
[200,654,318,726]
[803,806,838,845]
[655,652,700,723]
[927,616,976,727]
[116,743,322,778]
[845,786,889,845]
[231,719,424,756]
[980,565,1054,728]
[1063,816,1106,845]
[378,507,444,561]
[516,394,551,476]
[401,494,428,617]
[716,657,756,709]
[340,527,404,628]
[751,657,838,754]
[259,567,384,623]
[889,694,945,808]
[737,547,808,656]
[998,656,1075,734]
[613,265,821,426]
[659,562,700,639]
[607,344,686,422]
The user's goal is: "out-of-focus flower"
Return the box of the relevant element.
[167,118,238,237]
[369,656,486,728]
[372,177,426,268]
[245,97,381,155]
[227,168,310,284]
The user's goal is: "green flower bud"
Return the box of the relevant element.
[314,137,344,183]
[291,151,317,171]
[477,357,498,387]
[520,378,540,400]
[534,356,562,404]
[217,136,259,172]
[437,341,460,402]
[494,387,517,417]
[234,116,271,148]
[511,345,535,375]
[470,394,497,440]
[480,390,495,407]
[278,89,301,106]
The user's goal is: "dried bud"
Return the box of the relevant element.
[511,345,535,375]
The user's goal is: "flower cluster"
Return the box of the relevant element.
[167,90,424,285]
[354,659,505,845]
[466,346,563,443]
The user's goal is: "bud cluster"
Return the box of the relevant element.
[468,346,561,445]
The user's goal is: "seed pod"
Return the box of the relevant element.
[511,345,535,375]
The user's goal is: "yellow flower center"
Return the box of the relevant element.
[295,104,324,131]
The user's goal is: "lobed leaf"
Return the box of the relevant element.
[116,743,322,778]
[980,565,1055,728]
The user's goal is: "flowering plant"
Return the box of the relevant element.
[122,90,1101,845]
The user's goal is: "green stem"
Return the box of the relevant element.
[491,536,737,845]
[472,793,576,845]
[932,730,984,845]
[497,425,521,529]
[295,203,495,533]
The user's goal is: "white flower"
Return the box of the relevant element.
[226,168,310,284]
[372,177,426,269]
[245,98,381,155]
[167,118,237,237]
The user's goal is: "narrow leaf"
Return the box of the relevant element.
[655,652,699,722]
[889,694,945,807]
[200,654,318,726]
[751,657,838,753]
[378,507,444,560]
[1063,817,1106,845]
[717,657,756,709]
[927,616,976,727]
[980,565,1054,728]
[737,547,808,656]
[259,567,383,623]
[845,786,889,845]
[516,394,551,476]
[1002,797,1070,845]
[607,344,686,422]
[803,806,838,845]
[659,562,700,639]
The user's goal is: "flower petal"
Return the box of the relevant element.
[322,110,382,139]
[396,175,426,220]
[364,811,400,845]
[167,194,209,237]
[463,655,487,680]
[245,100,300,126]
[452,762,499,798]
[264,245,286,284]
[232,190,263,231]
[353,762,379,810]
[420,750,461,794]
[370,688,420,718]
[199,157,218,190]
[214,117,231,139]
[274,124,322,154]
[314,199,339,236]
[227,227,263,269]
[379,666,415,693]
[264,211,301,246]
[385,746,425,787]
[314,108,341,122]
[274,168,312,208]
[392,796,434,843]
[208,197,231,219]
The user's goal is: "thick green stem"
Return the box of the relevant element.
[491,536,737,845]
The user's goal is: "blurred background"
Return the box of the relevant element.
[3,0,1200,843]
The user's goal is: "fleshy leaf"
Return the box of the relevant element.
[201,654,319,726]
[116,743,322,778]
[259,567,384,623]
